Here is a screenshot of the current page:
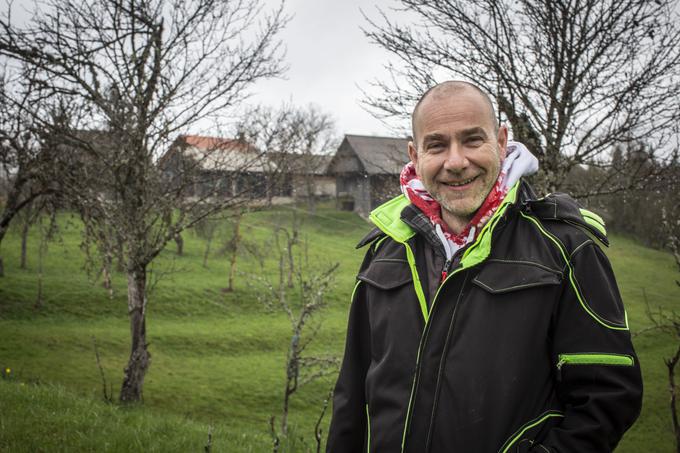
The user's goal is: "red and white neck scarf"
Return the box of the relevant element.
[400,141,538,260]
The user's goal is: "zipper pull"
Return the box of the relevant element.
[556,357,566,382]
[441,258,452,283]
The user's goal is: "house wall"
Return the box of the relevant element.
[190,170,268,198]
[315,176,336,197]
[291,175,336,198]
[336,174,371,216]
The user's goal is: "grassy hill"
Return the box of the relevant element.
[0,205,678,452]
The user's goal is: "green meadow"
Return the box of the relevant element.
[0,205,678,452]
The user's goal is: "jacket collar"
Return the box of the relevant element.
[369,180,523,269]
[370,181,523,243]
[400,204,448,258]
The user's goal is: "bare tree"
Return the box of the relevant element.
[224,208,244,292]
[193,215,219,268]
[0,65,59,276]
[664,203,680,453]
[292,106,336,215]
[635,201,680,453]
[661,200,680,453]
[210,208,249,292]
[33,205,58,309]
[0,0,287,402]
[236,105,301,206]
[363,0,680,193]
[15,198,39,270]
[237,104,336,212]
[247,220,339,441]
[641,298,680,453]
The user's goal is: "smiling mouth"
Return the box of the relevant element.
[442,176,477,187]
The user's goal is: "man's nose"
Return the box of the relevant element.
[443,142,469,171]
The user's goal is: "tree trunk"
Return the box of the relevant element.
[120,266,151,403]
[307,195,316,216]
[226,213,242,292]
[281,333,300,436]
[174,233,184,256]
[202,237,212,268]
[667,344,680,453]
[305,175,316,215]
[20,221,30,269]
[34,261,43,309]
[115,241,125,272]
[0,224,7,277]
[102,251,114,299]
[34,229,46,309]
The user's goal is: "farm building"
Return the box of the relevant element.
[327,134,410,216]
[159,135,337,203]
[266,152,335,200]
[159,135,278,199]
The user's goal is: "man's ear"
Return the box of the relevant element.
[408,141,418,166]
[497,125,508,160]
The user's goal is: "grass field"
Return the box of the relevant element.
[0,205,678,452]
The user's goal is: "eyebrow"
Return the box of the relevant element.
[422,133,449,143]
[421,128,489,145]
[457,127,488,139]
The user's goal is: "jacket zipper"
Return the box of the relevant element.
[440,258,453,282]
[424,272,470,451]
[401,256,469,453]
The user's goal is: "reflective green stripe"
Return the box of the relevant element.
[519,212,628,331]
[579,208,605,228]
[350,280,362,305]
[366,404,371,453]
[579,208,607,237]
[404,242,429,322]
[373,235,389,252]
[498,411,564,453]
[557,353,634,368]
[461,181,520,265]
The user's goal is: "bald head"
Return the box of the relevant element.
[411,81,498,143]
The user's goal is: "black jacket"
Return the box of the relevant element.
[327,181,643,453]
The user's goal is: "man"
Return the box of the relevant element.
[326,81,643,452]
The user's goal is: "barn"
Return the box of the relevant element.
[327,134,410,216]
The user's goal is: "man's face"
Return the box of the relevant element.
[408,89,507,230]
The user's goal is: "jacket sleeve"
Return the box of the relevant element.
[326,280,371,453]
[535,241,643,452]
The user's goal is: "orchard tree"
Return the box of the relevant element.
[292,105,336,214]
[363,0,680,193]
[236,103,336,212]
[0,65,61,276]
[0,0,287,402]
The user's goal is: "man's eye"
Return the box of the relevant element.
[466,137,484,146]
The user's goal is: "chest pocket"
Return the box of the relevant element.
[358,258,413,290]
[472,259,562,294]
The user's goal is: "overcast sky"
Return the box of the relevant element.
[9,0,406,139]
[248,0,403,138]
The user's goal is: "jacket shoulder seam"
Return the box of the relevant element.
[569,238,594,260]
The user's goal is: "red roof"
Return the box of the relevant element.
[179,134,251,151]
